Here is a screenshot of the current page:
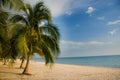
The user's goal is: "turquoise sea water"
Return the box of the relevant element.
[32,55,120,68]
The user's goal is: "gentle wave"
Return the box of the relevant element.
[32,55,120,68]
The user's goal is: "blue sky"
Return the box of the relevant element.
[25,0,120,57]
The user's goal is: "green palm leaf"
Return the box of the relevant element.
[33,2,51,23]
[15,34,29,58]
[38,40,54,64]
[40,24,60,41]
[40,34,60,55]
[10,15,29,26]
[0,0,24,10]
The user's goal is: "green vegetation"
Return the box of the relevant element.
[0,0,60,75]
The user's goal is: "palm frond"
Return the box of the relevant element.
[10,15,29,25]
[38,40,54,64]
[41,34,60,55]
[6,40,18,60]
[33,2,52,23]
[0,9,9,24]
[0,0,24,11]
[14,34,29,59]
[32,46,44,57]
[40,24,60,41]
[25,3,33,16]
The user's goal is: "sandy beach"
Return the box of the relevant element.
[0,60,120,80]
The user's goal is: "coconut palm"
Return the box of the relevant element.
[10,2,60,74]
[0,9,9,64]
[0,0,24,10]
[0,0,28,66]
[0,8,27,65]
[0,9,16,64]
[0,0,24,59]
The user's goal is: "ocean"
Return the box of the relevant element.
[32,55,120,68]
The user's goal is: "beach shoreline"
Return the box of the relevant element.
[0,60,120,80]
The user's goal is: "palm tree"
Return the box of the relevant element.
[10,1,60,74]
[0,9,9,64]
[0,8,27,65]
[0,0,28,65]
[0,9,16,64]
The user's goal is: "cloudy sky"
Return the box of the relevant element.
[25,0,120,57]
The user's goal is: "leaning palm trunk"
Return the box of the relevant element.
[22,55,30,74]
[20,59,25,68]
[3,58,7,65]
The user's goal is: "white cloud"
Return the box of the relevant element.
[43,0,91,17]
[43,0,71,17]
[108,29,118,36]
[23,0,71,17]
[97,16,105,20]
[23,0,93,17]
[60,40,119,57]
[23,0,77,17]
[65,11,72,15]
[60,40,112,47]
[23,0,39,5]
[86,6,95,14]
[107,20,120,25]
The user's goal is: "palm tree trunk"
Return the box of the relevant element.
[22,55,30,74]
[3,59,6,65]
[20,59,24,68]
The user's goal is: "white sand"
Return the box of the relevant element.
[0,60,120,80]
